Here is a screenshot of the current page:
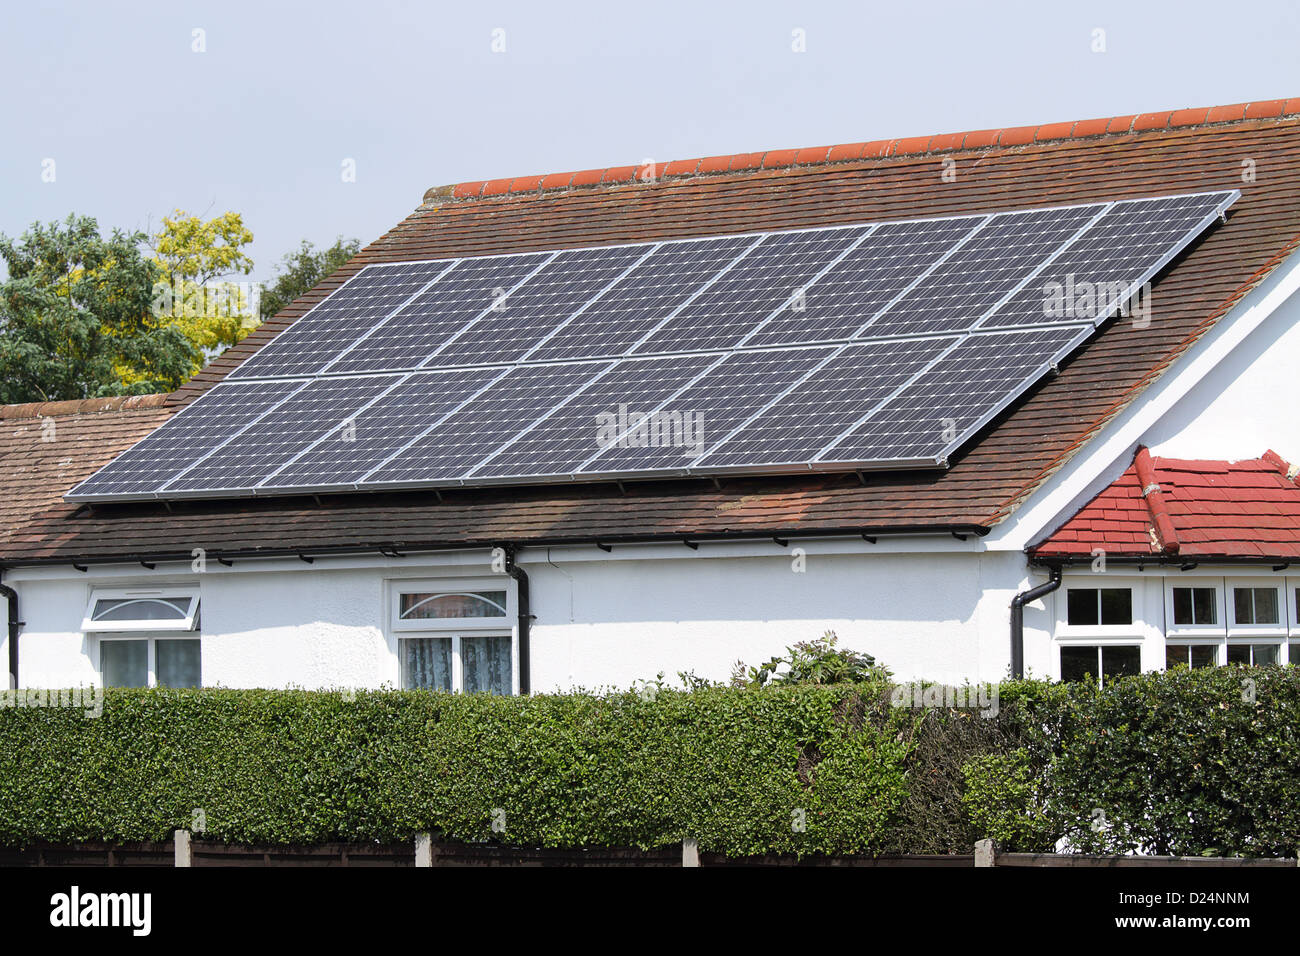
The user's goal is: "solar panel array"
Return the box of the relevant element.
[68,189,1238,501]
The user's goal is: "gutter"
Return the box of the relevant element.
[2,524,991,570]
[503,547,532,695]
[0,573,21,689]
[1009,565,1062,680]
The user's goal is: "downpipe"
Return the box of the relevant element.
[1010,565,1062,679]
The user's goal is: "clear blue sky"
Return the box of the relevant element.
[3,0,1298,284]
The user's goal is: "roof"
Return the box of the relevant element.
[1031,448,1300,562]
[0,396,172,553]
[5,97,1300,565]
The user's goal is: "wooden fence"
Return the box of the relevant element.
[0,835,1292,867]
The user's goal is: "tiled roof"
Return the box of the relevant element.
[1031,449,1300,561]
[427,98,1300,202]
[4,99,1300,565]
[0,396,173,552]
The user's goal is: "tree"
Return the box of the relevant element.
[148,210,257,363]
[0,215,198,403]
[259,237,361,322]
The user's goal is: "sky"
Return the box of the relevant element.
[2,0,1299,285]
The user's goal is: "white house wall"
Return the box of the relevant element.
[6,543,1039,691]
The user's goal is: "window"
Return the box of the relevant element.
[1226,643,1280,667]
[1232,587,1279,626]
[1172,587,1218,625]
[392,581,514,695]
[1060,645,1140,686]
[1066,588,1133,626]
[82,588,199,633]
[1165,643,1218,669]
[100,637,201,688]
[393,589,509,629]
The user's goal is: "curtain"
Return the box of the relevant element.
[403,638,452,690]
[462,635,511,695]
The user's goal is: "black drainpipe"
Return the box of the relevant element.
[1010,565,1062,679]
[503,548,532,695]
[0,574,21,689]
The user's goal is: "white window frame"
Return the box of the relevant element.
[82,587,199,633]
[1226,577,1286,637]
[390,578,517,695]
[98,634,203,688]
[1164,578,1226,637]
[1054,577,1144,639]
[1057,642,1143,687]
[1286,577,1300,637]
[390,580,511,633]
[1223,640,1283,667]
[1162,637,1222,669]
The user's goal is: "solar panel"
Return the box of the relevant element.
[367,362,611,484]
[525,234,759,362]
[328,252,553,374]
[632,226,872,354]
[696,337,958,469]
[822,325,1090,464]
[69,379,306,497]
[742,217,980,348]
[259,368,502,490]
[230,262,451,379]
[67,189,1238,502]
[583,346,835,475]
[165,375,403,493]
[474,355,718,479]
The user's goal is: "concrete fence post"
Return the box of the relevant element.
[974,839,995,867]
[682,838,700,867]
[174,829,192,868]
[415,832,433,868]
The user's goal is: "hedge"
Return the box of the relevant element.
[1,666,1297,857]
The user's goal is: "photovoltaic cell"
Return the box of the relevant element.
[980,192,1231,328]
[583,346,835,474]
[230,262,448,379]
[69,380,306,497]
[328,253,551,374]
[474,355,717,479]
[261,367,503,489]
[368,362,611,484]
[433,245,653,367]
[632,226,872,354]
[743,217,977,347]
[66,190,1238,501]
[526,235,759,362]
[825,325,1090,463]
[860,204,1103,338]
[164,375,402,492]
[698,337,958,468]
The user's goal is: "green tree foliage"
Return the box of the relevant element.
[148,210,257,364]
[259,237,360,322]
[0,215,198,403]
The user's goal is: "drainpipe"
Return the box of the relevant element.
[1010,565,1062,679]
[503,548,532,695]
[0,574,21,689]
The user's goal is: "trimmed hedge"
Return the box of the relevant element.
[2,666,1298,856]
[0,685,924,855]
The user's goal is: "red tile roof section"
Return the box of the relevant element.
[427,99,1300,202]
[1032,450,1300,561]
